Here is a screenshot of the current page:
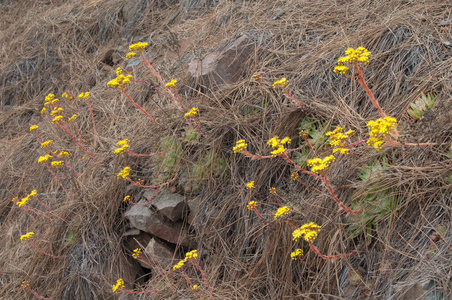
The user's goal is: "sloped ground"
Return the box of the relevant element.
[1,0,452,299]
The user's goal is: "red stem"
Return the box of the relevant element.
[30,241,63,259]
[354,63,386,118]
[127,173,177,190]
[33,196,67,221]
[45,163,69,197]
[126,149,169,157]
[193,260,213,300]
[309,242,356,260]
[282,87,303,107]
[120,88,159,125]
[191,117,211,140]
[25,285,50,300]
[321,172,363,214]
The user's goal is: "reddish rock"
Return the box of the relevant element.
[152,191,186,222]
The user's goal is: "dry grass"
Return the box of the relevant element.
[1,0,452,299]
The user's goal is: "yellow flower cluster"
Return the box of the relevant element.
[78,92,89,99]
[58,151,70,157]
[114,139,129,155]
[252,74,261,81]
[165,79,177,88]
[129,42,148,52]
[290,172,299,181]
[117,167,131,180]
[246,181,255,189]
[50,107,64,117]
[367,116,397,150]
[274,206,291,220]
[41,108,47,115]
[126,52,137,59]
[44,93,59,107]
[62,92,73,100]
[30,125,39,132]
[325,126,354,154]
[132,248,142,259]
[20,232,35,242]
[290,248,303,260]
[38,154,53,164]
[22,281,29,288]
[15,190,37,208]
[112,278,125,293]
[193,285,199,290]
[51,161,64,168]
[233,139,247,153]
[334,47,372,75]
[267,136,291,157]
[292,222,321,242]
[107,67,133,89]
[173,250,198,270]
[41,140,53,149]
[273,78,288,89]
[269,187,276,194]
[52,116,63,124]
[184,107,198,118]
[247,201,257,210]
[307,155,335,174]
[68,114,77,122]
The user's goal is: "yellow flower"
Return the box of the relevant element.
[184,107,198,118]
[334,47,371,75]
[173,260,185,270]
[17,195,30,208]
[252,74,261,81]
[269,187,276,194]
[267,136,281,148]
[366,116,397,150]
[30,125,39,132]
[78,92,89,99]
[59,151,70,157]
[274,206,291,220]
[51,161,64,168]
[247,201,257,210]
[41,107,47,114]
[185,250,198,260]
[68,114,77,122]
[41,140,53,149]
[291,248,303,260]
[132,248,142,259]
[129,42,148,51]
[114,140,129,155]
[267,136,290,157]
[51,116,63,124]
[126,52,137,59]
[165,79,177,88]
[50,107,64,116]
[62,92,69,98]
[117,139,129,146]
[50,98,59,105]
[292,222,321,242]
[30,190,37,197]
[325,126,354,154]
[124,195,131,202]
[21,281,29,288]
[45,93,55,102]
[290,172,299,181]
[20,232,35,242]
[270,145,286,157]
[193,285,199,290]
[117,167,131,180]
[246,181,255,189]
[112,278,125,293]
[307,155,335,173]
[233,139,247,153]
[38,154,53,163]
[273,78,288,89]
[107,68,133,89]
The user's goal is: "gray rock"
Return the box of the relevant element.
[142,237,178,270]
[152,191,186,222]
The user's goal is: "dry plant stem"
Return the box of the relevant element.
[190,117,211,140]
[119,88,159,125]
[321,171,363,214]
[172,87,186,113]
[126,149,169,157]
[351,63,386,118]
[242,151,273,160]
[192,260,213,300]
[29,241,63,259]
[121,288,165,295]
[26,208,52,221]
[270,192,282,206]
[25,285,50,300]
[180,269,199,300]
[252,208,263,219]
[285,220,297,230]
[85,98,97,141]
[127,173,178,190]
[22,208,36,221]
[44,163,69,196]
[282,87,303,107]
[130,79,163,94]
[309,242,356,260]
[55,121,96,162]
[33,196,66,221]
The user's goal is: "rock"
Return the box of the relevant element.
[401,280,441,300]
[141,237,178,270]
[124,201,196,248]
[151,191,186,222]
[188,34,254,87]
[187,196,202,226]
[165,37,195,60]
